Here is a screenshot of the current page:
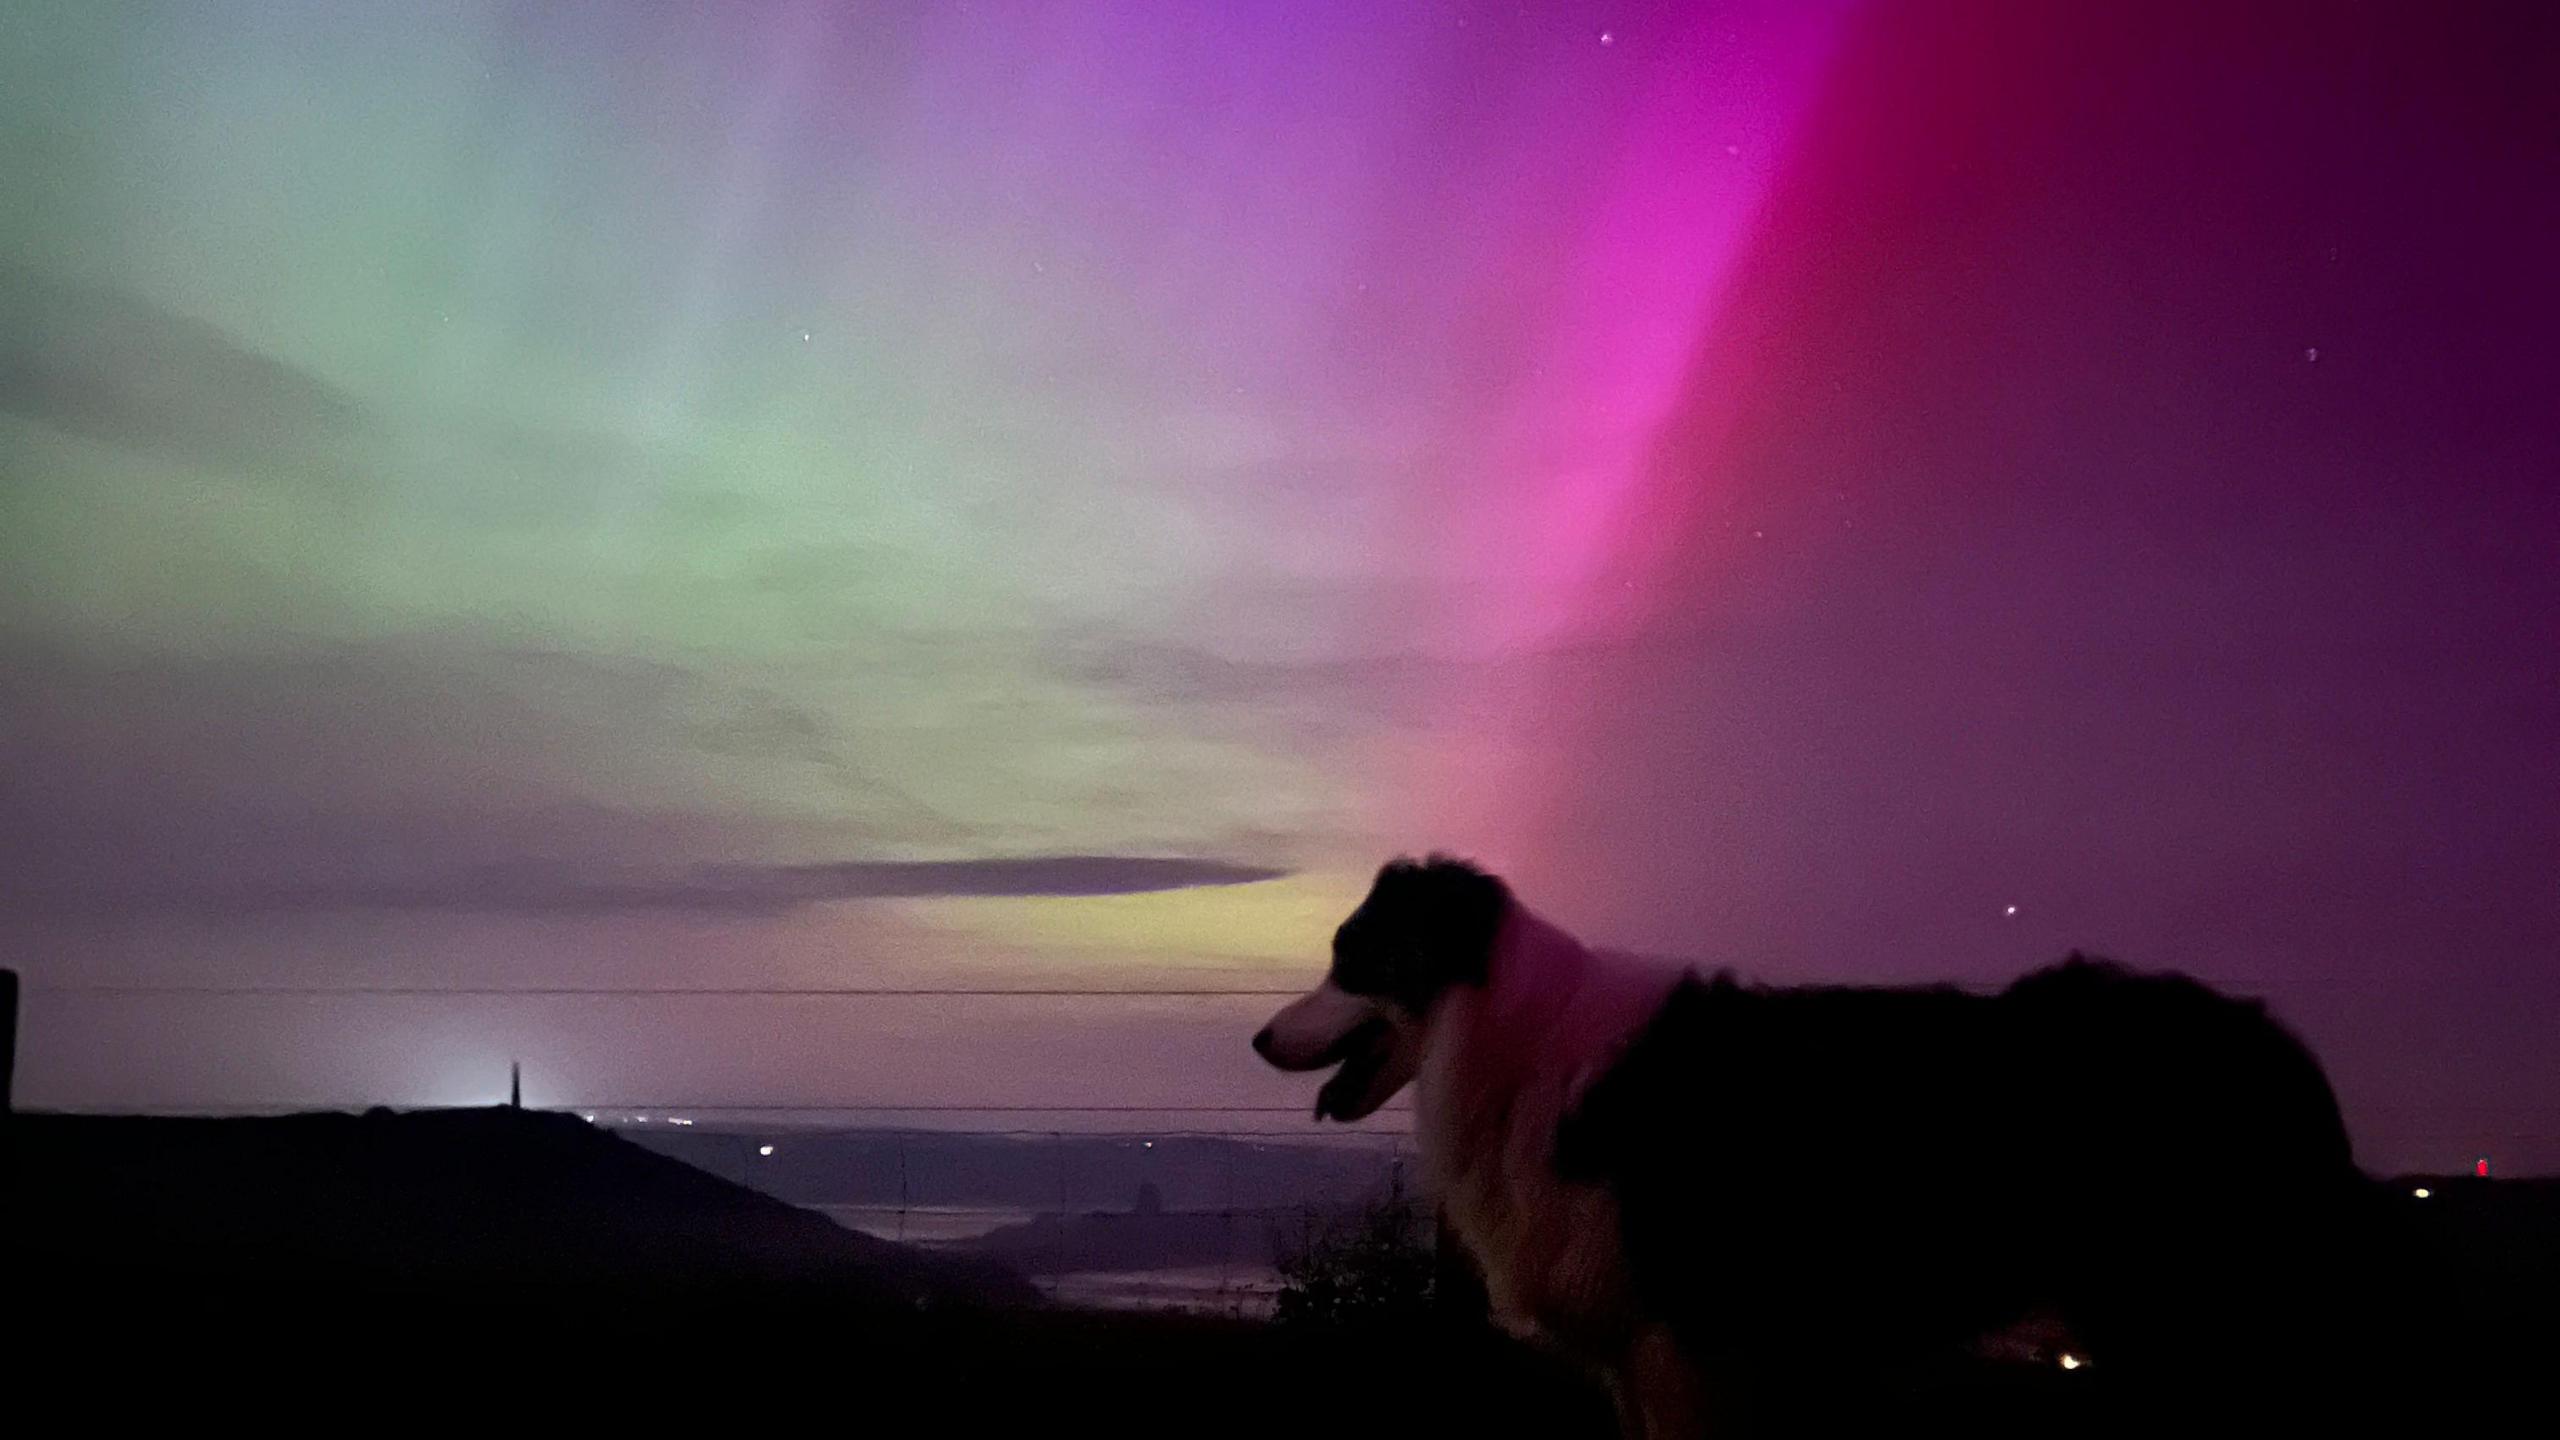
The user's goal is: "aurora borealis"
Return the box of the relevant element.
[3,1,2553,1172]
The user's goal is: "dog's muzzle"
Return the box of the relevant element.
[1253,981,1376,1069]
[1254,982,1413,1121]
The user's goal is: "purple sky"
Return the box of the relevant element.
[2,1,2552,1172]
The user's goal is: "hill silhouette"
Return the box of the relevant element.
[3,1106,1619,1434]
[7,1106,2550,1436]
[7,1105,1034,1320]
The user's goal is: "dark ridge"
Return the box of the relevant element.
[2,1107,1616,1433]
[5,1105,1035,1311]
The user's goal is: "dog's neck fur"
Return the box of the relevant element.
[1415,901,1681,1350]
[1421,903,1674,1143]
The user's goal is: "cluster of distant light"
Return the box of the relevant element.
[580,1113,2492,1218]
[579,1110,774,1155]
[579,1113,1170,1157]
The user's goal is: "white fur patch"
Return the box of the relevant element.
[1413,905,1685,1354]
[1257,980,1380,1069]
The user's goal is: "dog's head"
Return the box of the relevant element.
[1251,854,1509,1120]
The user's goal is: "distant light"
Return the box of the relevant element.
[1143,1141,1154,1149]
[580,1113,596,1123]
[2413,1187,2431,1199]
[1598,30,1615,46]
[2004,905,2018,917]
[2059,1354,2083,1371]
[758,1144,775,1157]
[2476,1156,2492,1179]
[634,1115,648,1123]
[669,1117,693,1126]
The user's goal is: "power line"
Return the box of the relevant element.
[577,1104,1406,1114]
[34,1102,1406,1116]
[29,984,1308,997]
[822,1204,1355,1216]
[29,1107,1408,1137]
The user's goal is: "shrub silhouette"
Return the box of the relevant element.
[1273,1169,1438,1328]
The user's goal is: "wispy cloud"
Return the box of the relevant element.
[0,630,1291,918]
[0,266,687,521]
[3,854,1290,917]
[0,266,364,477]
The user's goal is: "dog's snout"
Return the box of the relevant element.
[1252,1025,1277,1058]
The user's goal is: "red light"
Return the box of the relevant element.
[2476,1156,2491,1178]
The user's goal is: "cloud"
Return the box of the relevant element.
[0,265,684,521]
[2,854,1291,917]
[1047,624,1687,732]
[1051,631,1448,721]
[0,633,1291,917]
[0,265,364,477]
[0,634,916,904]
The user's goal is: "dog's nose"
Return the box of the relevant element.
[1252,1025,1276,1058]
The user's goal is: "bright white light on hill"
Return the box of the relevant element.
[2414,1187,2430,1198]
[2059,1354,2082,1370]
[758,1144,775,1157]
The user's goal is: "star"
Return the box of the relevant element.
[2004,904,2018,917]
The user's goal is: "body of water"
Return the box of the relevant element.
[823,1204,1288,1315]
[817,1203,1033,1245]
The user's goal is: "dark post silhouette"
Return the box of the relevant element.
[1,967,16,1116]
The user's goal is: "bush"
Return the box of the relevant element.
[1273,1169,1440,1328]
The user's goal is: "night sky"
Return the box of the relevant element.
[2,1,2552,1173]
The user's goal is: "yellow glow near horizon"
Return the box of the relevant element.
[901,871,1363,969]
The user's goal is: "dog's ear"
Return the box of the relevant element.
[1339,855,1508,1009]
[1412,855,1506,989]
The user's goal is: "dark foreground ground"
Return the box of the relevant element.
[7,1109,2551,1437]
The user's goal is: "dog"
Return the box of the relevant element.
[1254,855,2379,1437]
